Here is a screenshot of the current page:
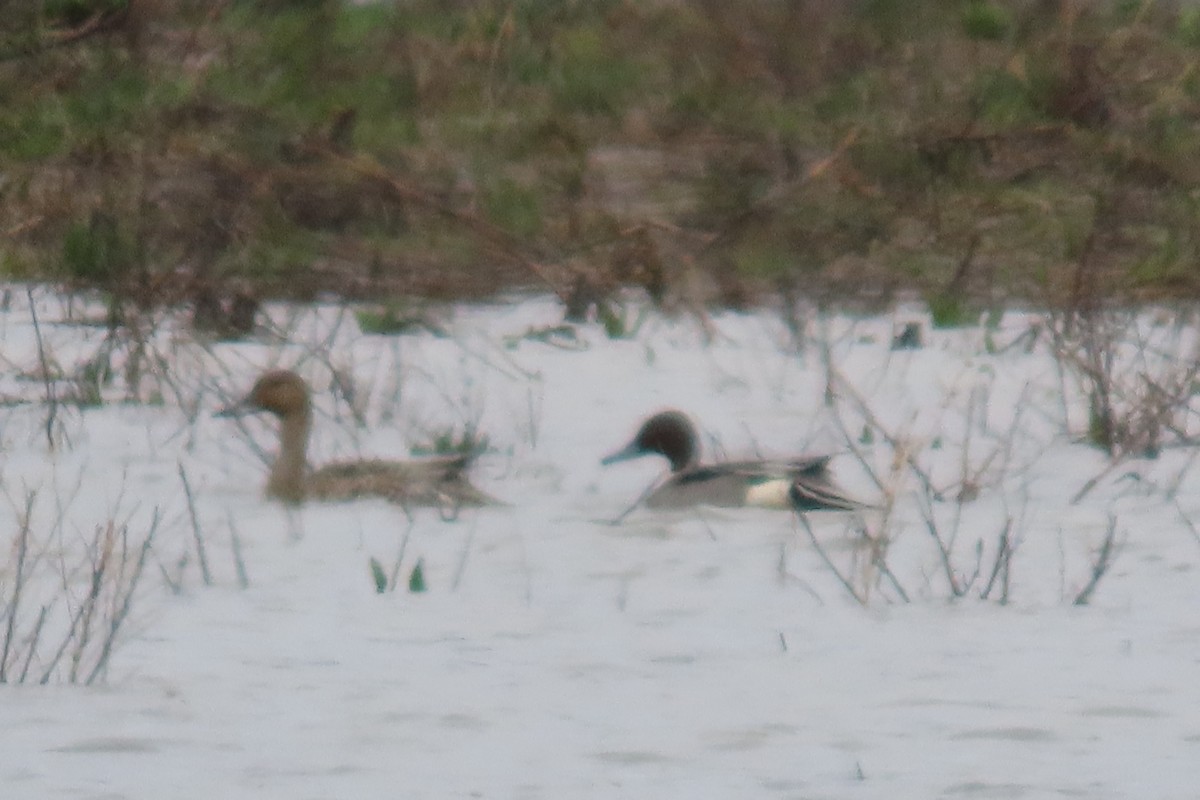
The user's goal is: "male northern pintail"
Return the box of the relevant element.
[602,410,861,511]
[217,369,498,509]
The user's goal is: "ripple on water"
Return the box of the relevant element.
[951,727,1056,742]
[439,712,489,731]
[648,653,696,665]
[1078,705,1163,719]
[592,750,676,765]
[50,737,161,754]
[705,722,799,753]
[942,781,1034,798]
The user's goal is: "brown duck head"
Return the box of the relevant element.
[217,369,311,420]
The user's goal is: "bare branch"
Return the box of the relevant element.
[796,514,867,606]
[177,463,212,586]
[916,492,964,598]
[27,287,59,451]
[85,510,160,686]
[226,510,250,590]
[0,491,37,682]
[1073,515,1121,606]
[979,518,1015,602]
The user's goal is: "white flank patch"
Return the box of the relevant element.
[744,478,792,508]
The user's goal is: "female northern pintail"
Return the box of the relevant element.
[217,369,498,509]
[602,410,861,511]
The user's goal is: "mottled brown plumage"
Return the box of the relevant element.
[218,370,497,510]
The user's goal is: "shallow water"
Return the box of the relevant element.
[0,290,1197,798]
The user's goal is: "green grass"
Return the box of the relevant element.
[4,0,1200,305]
[970,69,1045,126]
[0,57,188,161]
[62,214,134,284]
[597,301,646,339]
[408,559,427,593]
[1178,8,1200,47]
[480,174,543,238]
[45,0,128,26]
[369,558,388,593]
[961,2,1012,42]
[355,302,444,336]
[354,307,419,336]
[225,227,323,285]
[0,108,66,161]
[928,292,977,329]
[549,26,640,115]
[733,241,795,281]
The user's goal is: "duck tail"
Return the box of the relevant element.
[429,454,506,508]
[789,476,866,512]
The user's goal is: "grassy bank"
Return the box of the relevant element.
[2,0,1200,314]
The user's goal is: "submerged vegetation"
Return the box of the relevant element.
[2,0,1200,312]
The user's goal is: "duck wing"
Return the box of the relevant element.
[308,455,499,507]
[676,457,862,511]
[674,456,831,484]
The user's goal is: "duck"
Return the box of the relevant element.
[601,410,861,511]
[217,369,498,510]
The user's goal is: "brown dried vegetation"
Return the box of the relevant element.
[3,1,1200,313]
